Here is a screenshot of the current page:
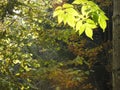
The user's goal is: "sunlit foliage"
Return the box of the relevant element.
[53,0,108,39]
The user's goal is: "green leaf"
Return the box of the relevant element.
[86,19,97,29]
[91,12,99,22]
[79,24,86,35]
[57,11,64,24]
[63,14,68,25]
[76,20,83,31]
[53,9,63,17]
[78,59,83,65]
[81,5,91,15]
[75,56,84,65]
[100,13,109,20]
[65,8,79,16]
[98,14,107,31]
[85,28,93,39]
[66,15,75,27]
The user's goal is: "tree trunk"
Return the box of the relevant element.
[112,0,120,90]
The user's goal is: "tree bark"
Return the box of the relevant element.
[112,0,120,90]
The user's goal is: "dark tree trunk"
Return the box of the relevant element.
[112,0,120,90]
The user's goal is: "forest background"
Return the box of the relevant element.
[0,0,112,90]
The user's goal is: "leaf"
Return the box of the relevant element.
[16,73,20,76]
[76,20,83,31]
[72,0,87,5]
[63,13,68,25]
[85,28,93,39]
[76,20,86,35]
[57,11,64,24]
[65,8,79,16]
[98,14,107,32]
[87,1,98,7]
[91,12,99,22]
[78,59,83,65]
[53,9,63,17]
[24,66,31,71]
[63,3,73,8]
[55,6,62,10]
[79,24,86,35]
[66,15,75,27]
[100,12,109,20]
[86,19,97,29]
[75,56,84,65]
[13,60,21,64]
[81,5,91,15]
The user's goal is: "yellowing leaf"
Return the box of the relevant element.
[85,28,93,39]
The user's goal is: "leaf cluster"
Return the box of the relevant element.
[53,0,108,39]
